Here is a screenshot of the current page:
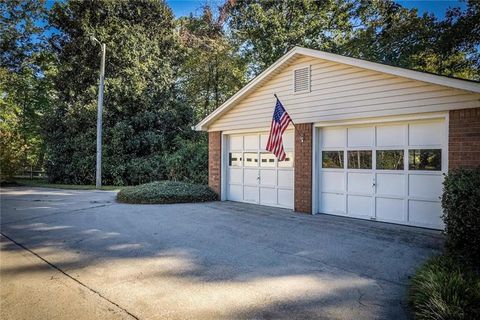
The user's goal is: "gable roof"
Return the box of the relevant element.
[195,46,480,131]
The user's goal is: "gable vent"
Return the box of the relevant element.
[293,66,310,93]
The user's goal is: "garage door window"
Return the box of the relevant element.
[409,149,441,171]
[322,151,344,168]
[229,153,242,167]
[260,153,275,167]
[376,150,404,170]
[244,153,258,167]
[347,150,372,169]
[278,152,294,167]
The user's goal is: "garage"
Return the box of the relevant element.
[318,119,446,229]
[198,47,480,231]
[226,131,294,208]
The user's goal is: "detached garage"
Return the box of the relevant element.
[196,47,480,230]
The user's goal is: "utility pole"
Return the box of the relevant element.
[94,40,106,189]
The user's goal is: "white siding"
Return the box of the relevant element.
[209,56,480,131]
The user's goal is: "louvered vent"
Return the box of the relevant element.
[293,66,310,93]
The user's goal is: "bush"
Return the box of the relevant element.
[409,255,480,320]
[164,135,208,185]
[441,168,480,266]
[116,181,218,204]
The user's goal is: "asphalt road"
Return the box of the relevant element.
[0,187,443,319]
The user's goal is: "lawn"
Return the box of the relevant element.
[8,178,122,191]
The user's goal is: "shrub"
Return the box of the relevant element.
[441,168,480,266]
[116,180,218,204]
[409,255,480,320]
[164,135,208,185]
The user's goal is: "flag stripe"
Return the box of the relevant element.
[266,98,293,161]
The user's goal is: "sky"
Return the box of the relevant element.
[167,0,467,19]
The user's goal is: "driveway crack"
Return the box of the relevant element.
[0,232,140,320]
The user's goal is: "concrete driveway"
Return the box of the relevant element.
[1,187,443,319]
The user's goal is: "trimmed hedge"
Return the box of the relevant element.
[409,255,480,320]
[116,181,218,204]
[441,168,480,267]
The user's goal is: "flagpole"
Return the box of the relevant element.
[273,93,294,125]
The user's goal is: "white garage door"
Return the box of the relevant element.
[227,131,294,209]
[318,120,446,229]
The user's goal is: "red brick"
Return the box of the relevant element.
[294,123,313,214]
[208,131,221,197]
[449,108,480,170]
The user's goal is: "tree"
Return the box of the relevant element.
[227,0,480,80]
[178,4,247,122]
[348,0,480,79]
[45,0,193,185]
[0,0,52,179]
[228,0,356,76]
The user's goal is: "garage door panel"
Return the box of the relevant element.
[228,185,243,201]
[260,170,276,187]
[409,122,444,146]
[244,135,259,150]
[347,195,372,216]
[278,170,293,188]
[260,134,269,150]
[376,173,404,197]
[244,186,259,202]
[348,127,374,147]
[260,187,277,205]
[347,172,373,194]
[376,198,404,221]
[322,128,345,148]
[321,171,344,192]
[278,189,293,208]
[376,125,405,147]
[283,131,294,150]
[229,136,243,150]
[321,193,345,214]
[244,169,259,185]
[409,200,443,227]
[228,168,243,185]
[409,174,443,200]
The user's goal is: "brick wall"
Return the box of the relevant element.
[208,131,222,197]
[294,123,313,213]
[449,108,480,170]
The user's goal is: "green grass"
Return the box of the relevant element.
[409,255,480,320]
[116,180,218,204]
[6,178,122,191]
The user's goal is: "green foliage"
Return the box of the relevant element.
[164,134,208,185]
[228,0,480,79]
[228,0,356,75]
[178,5,247,122]
[409,255,480,320]
[44,0,193,186]
[116,180,218,204]
[441,168,480,267]
[0,0,53,179]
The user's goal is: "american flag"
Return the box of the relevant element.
[266,97,293,161]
